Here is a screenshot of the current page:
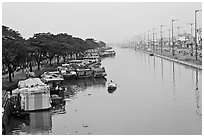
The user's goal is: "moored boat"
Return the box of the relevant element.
[58,65,77,79]
[92,66,107,78]
[11,78,51,112]
[76,68,94,78]
[100,50,116,57]
[41,71,66,106]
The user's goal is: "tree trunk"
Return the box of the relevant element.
[29,62,33,72]
[49,58,52,65]
[8,70,12,82]
[12,72,14,78]
[37,61,41,70]
[63,56,66,63]
[57,56,60,64]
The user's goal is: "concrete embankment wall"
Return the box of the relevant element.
[145,51,202,70]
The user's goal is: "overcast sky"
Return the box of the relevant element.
[2,2,202,43]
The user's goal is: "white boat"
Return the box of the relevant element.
[41,71,64,83]
[58,66,77,79]
[12,78,51,111]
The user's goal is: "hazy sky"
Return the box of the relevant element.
[2,2,202,43]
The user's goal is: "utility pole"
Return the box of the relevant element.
[171,19,178,56]
[168,29,171,51]
[148,30,150,49]
[176,26,182,37]
[160,25,166,53]
[195,9,202,61]
[187,23,194,36]
[187,23,194,56]
[143,32,146,50]
[153,28,155,52]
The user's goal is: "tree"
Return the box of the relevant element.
[2,25,26,82]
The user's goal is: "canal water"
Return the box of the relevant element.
[6,47,202,135]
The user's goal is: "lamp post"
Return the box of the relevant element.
[168,29,171,51]
[176,26,182,36]
[187,23,194,55]
[195,9,202,61]
[171,19,178,56]
[187,23,194,36]
[176,26,182,49]
[148,30,150,49]
[160,25,166,53]
[143,32,146,50]
[153,28,155,51]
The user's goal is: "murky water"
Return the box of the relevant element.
[6,47,202,135]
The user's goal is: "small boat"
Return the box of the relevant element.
[107,81,117,91]
[51,94,64,106]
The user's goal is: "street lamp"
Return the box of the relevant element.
[148,30,150,49]
[171,19,178,56]
[152,28,156,51]
[160,25,166,53]
[168,29,171,50]
[195,9,202,61]
[176,26,182,36]
[187,23,194,56]
[187,23,194,36]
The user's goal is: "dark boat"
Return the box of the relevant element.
[107,81,117,92]
[12,109,30,119]
[51,94,64,106]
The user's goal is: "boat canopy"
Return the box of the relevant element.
[18,78,46,88]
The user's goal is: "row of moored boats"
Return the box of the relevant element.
[7,47,116,118]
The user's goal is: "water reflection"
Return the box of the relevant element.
[153,57,156,79]
[195,70,202,121]
[161,58,164,81]
[148,55,150,72]
[172,63,176,101]
[6,110,52,135]
[63,78,107,99]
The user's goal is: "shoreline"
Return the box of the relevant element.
[144,51,202,70]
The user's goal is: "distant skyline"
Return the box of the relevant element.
[2,2,202,43]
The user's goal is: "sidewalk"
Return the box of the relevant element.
[146,49,202,70]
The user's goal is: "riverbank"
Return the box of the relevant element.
[142,49,202,70]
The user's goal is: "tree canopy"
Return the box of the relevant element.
[2,25,106,82]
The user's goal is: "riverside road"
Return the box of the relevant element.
[6,46,202,135]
